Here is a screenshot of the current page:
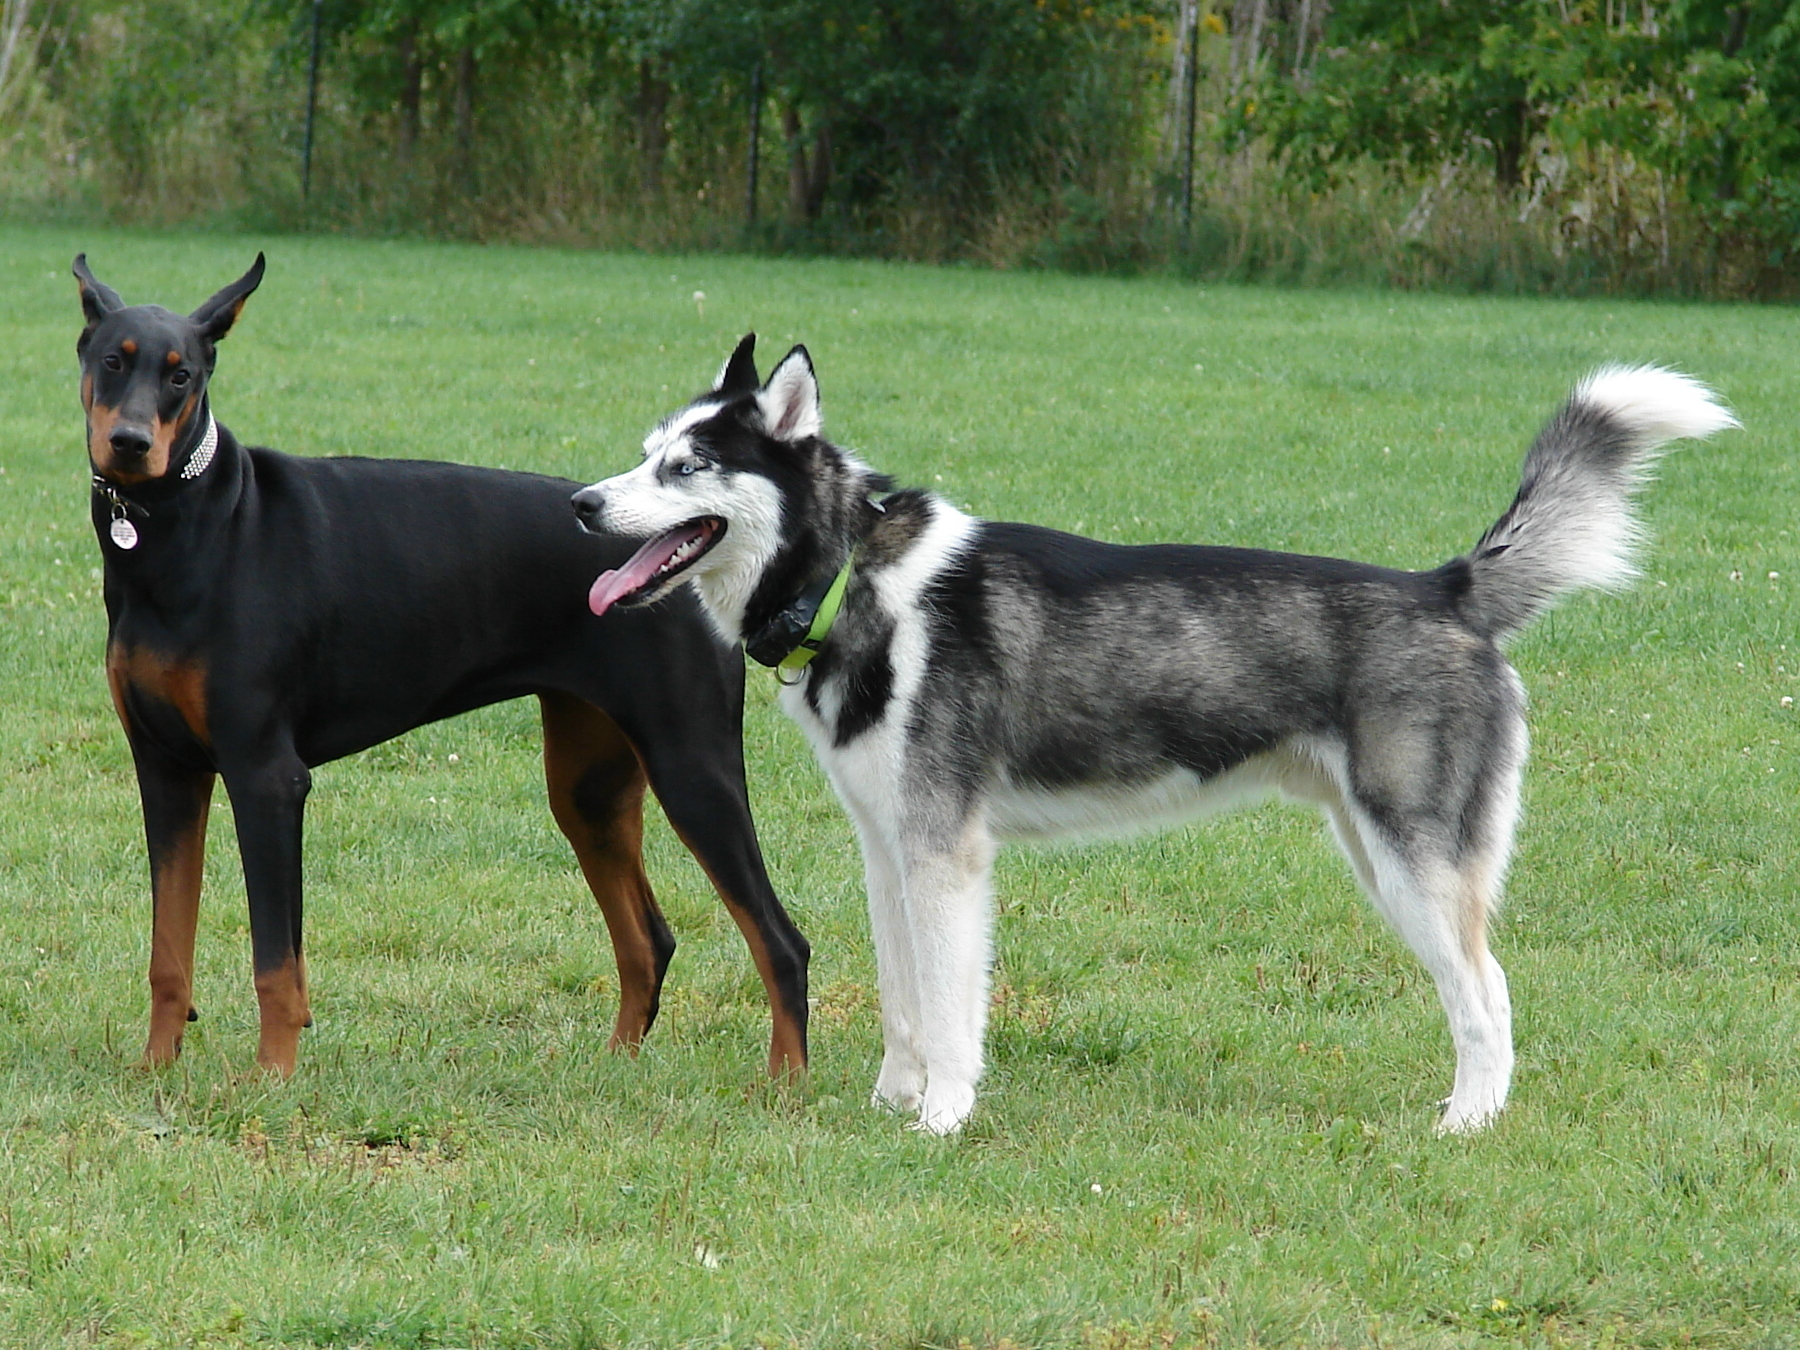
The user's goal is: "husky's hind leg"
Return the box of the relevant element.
[1311,749,1518,1133]
[1346,815,1514,1132]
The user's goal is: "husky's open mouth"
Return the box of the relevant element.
[588,517,726,616]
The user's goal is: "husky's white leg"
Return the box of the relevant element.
[1349,816,1513,1133]
[1321,802,1383,913]
[1440,947,1513,1133]
[1298,724,1518,1133]
[863,829,927,1113]
[1413,892,1513,1135]
[829,780,928,1112]
[903,817,998,1135]
[1315,755,1515,1134]
[1397,890,1512,1134]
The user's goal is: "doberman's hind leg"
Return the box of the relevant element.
[540,693,675,1054]
[132,755,216,1066]
[224,752,315,1076]
[630,729,810,1080]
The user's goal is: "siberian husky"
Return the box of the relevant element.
[572,336,1735,1135]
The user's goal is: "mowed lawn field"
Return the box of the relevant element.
[2,225,1797,1350]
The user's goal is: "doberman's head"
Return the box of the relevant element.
[74,253,265,484]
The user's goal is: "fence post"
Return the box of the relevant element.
[746,63,763,226]
[302,0,322,204]
[1182,4,1199,242]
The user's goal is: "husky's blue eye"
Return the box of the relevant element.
[678,461,699,476]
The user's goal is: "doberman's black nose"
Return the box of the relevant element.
[570,486,605,532]
[110,426,153,459]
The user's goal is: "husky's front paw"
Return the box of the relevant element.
[909,1081,976,1136]
[871,1056,925,1114]
[1434,1090,1504,1136]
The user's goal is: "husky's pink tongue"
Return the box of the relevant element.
[588,523,708,617]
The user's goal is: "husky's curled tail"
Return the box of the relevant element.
[1461,366,1740,641]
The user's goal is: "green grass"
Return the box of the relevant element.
[2,224,1798,1349]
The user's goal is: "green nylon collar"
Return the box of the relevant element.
[774,558,853,683]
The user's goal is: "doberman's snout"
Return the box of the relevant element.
[570,485,607,533]
[110,425,154,460]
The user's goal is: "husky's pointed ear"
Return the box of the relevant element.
[190,252,266,345]
[715,333,759,394]
[756,344,821,443]
[72,254,125,331]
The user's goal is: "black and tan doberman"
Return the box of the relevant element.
[73,252,809,1077]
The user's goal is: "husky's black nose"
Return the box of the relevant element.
[570,485,605,532]
[110,425,153,459]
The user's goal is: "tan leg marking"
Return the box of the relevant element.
[667,822,807,1080]
[540,693,668,1051]
[253,954,310,1076]
[142,780,214,1066]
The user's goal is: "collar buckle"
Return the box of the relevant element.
[774,559,853,680]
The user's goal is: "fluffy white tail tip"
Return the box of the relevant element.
[1575,365,1741,447]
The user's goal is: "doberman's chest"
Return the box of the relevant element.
[106,641,212,757]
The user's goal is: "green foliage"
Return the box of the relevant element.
[240,0,1157,239]
[1260,1,1800,277]
[1245,0,1535,187]
[5,2,1800,291]
[764,0,1151,215]
[44,0,296,222]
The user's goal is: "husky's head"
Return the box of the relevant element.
[572,335,883,642]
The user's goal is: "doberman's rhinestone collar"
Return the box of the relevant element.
[179,414,218,480]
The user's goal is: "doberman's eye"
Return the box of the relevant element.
[102,354,123,372]
[170,369,191,387]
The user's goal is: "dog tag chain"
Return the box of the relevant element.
[93,479,145,550]
[94,415,217,550]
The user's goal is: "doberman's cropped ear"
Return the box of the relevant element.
[756,345,821,443]
[715,333,760,395]
[72,254,125,330]
[190,252,266,344]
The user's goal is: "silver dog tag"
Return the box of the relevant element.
[109,517,139,550]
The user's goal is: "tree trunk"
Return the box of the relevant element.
[1494,97,1527,191]
[0,0,35,108]
[1161,0,1197,181]
[781,103,830,223]
[804,122,831,220]
[636,59,670,198]
[396,25,422,161]
[1230,0,1269,90]
[454,46,477,189]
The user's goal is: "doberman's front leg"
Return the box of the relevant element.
[222,753,313,1075]
[132,753,216,1066]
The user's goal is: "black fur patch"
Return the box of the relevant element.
[810,580,898,747]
